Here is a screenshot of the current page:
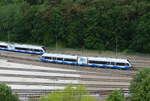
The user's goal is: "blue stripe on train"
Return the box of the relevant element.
[40,58,131,69]
[0,48,44,55]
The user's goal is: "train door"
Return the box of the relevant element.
[7,44,15,50]
[78,57,88,65]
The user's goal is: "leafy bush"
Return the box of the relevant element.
[129,68,150,101]
[105,90,125,101]
[40,84,97,101]
[0,83,20,101]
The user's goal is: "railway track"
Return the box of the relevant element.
[0,51,137,75]
[0,50,149,100]
[0,60,131,97]
[47,50,150,68]
[0,58,132,99]
[0,50,150,68]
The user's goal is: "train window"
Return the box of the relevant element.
[89,60,109,65]
[53,57,57,60]
[44,57,52,60]
[116,63,129,66]
[33,49,42,52]
[64,58,76,62]
[15,47,29,51]
[57,57,63,61]
[110,62,116,65]
[126,63,129,66]
[0,45,7,48]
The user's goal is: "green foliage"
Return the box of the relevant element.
[129,68,150,101]
[106,68,150,101]
[0,83,20,101]
[39,84,97,101]
[0,0,149,53]
[105,90,125,101]
[132,12,150,53]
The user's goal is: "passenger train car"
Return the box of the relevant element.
[0,42,45,55]
[41,53,132,69]
[40,53,78,65]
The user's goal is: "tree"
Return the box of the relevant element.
[25,0,43,5]
[131,12,150,53]
[0,0,150,53]
[40,84,97,101]
[105,90,125,101]
[129,68,150,101]
[0,83,20,101]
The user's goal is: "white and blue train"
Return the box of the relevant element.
[40,53,132,69]
[0,41,132,69]
[0,42,45,55]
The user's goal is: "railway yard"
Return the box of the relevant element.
[0,50,150,101]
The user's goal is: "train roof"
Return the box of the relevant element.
[0,42,8,46]
[0,42,44,50]
[42,53,78,59]
[88,56,129,63]
[14,44,44,50]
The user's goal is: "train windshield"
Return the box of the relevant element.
[42,47,46,52]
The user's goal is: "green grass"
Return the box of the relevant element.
[134,67,150,71]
